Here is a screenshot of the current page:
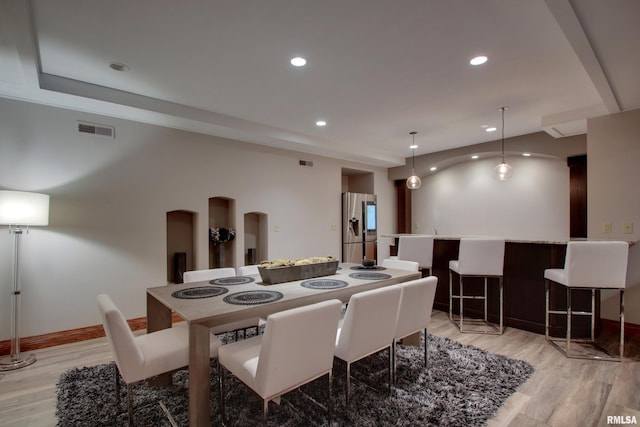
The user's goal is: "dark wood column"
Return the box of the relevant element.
[568,155,587,238]
[394,179,411,234]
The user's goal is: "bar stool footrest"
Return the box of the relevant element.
[546,337,622,362]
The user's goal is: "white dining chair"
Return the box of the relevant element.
[391,235,435,275]
[449,238,506,334]
[183,268,262,338]
[97,294,221,426]
[335,285,402,407]
[381,258,419,272]
[545,240,629,361]
[238,264,260,276]
[182,267,236,283]
[218,299,342,424]
[393,276,438,382]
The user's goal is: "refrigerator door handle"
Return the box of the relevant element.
[348,217,359,236]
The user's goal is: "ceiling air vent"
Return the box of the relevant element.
[299,160,314,167]
[77,121,115,139]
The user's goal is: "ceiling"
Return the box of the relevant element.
[1,0,638,167]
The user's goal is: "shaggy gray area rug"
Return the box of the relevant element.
[56,333,534,426]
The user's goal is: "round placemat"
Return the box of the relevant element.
[348,272,392,280]
[172,286,228,299]
[223,290,284,305]
[210,276,255,286]
[350,265,386,271]
[301,279,349,290]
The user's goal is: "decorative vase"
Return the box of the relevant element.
[215,243,226,267]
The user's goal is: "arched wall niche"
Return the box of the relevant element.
[209,197,236,268]
[166,210,196,283]
[244,212,268,265]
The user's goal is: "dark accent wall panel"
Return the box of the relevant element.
[568,155,587,238]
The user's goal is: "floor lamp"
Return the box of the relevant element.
[0,191,49,371]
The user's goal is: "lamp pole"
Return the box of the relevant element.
[0,226,36,370]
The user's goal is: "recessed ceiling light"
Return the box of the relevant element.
[471,155,479,159]
[109,62,129,72]
[430,166,437,171]
[290,57,307,67]
[470,56,488,66]
[315,120,326,126]
[523,153,531,157]
[485,127,497,132]
[409,144,418,149]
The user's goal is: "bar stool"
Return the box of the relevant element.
[391,235,434,275]
[545,241,629,361]
[449,238,506,334]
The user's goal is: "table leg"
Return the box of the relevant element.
[189,322,211,427]
[147,293,173,386]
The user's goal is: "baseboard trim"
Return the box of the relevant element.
[601,318,640,340]
[0,313,184,356]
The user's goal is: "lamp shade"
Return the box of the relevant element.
[0,191,50,226]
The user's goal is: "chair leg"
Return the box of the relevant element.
[387,346,392,394]
[620,289,625,358]
[392,338,397,385]
[423,328,428,367]
[591,289,596,342]
[449,270,453,322]
[327,370,333,425]
[499,277,504,334]
[262,399,269,425]
[345,361,351,407]
[127,383,134,427]
[545,279,550,340]
[219,362,226,422]
[460,276,465,330]
[114,364,121,410]
[484,277,488,322]
[566,286,572,353]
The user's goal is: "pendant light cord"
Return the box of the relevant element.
[411,131,417,170]
[500,106,507,162]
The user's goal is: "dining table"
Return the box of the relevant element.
[146,262,421,427]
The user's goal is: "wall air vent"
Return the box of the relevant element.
[299,160,314,167]
[77,121,115,139]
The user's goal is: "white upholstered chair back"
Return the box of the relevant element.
[381,258,419,272]
[394,276,438,341]
[238,265,260,276]
[454,238,505,276]
[183,267,236,283]
[97,294,144,383]
[251,299,342,399]
[335,285,402,362]
[564,241,629,288]
[397,235,434,270]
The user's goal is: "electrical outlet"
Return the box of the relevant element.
[624,222,634,234]
[603,222,612,233]
[330,224,337,231]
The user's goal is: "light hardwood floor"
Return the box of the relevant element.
[0,310,638,427]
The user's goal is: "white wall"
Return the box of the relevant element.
[0,98,394,338]
[588,108,640,323]
[411,156,570,241]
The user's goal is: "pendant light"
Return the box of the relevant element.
[493,106,512,181]
[406,131,422,190]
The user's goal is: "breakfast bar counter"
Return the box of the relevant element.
[383,235,581,335]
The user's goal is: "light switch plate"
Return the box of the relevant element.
[624,222,634,234]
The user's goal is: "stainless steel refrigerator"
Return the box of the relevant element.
[342,192,377,263]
